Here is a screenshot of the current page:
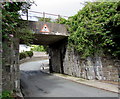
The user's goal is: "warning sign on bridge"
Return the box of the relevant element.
[40,24,50,33]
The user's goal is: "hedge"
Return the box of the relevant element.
[25,51,33,58]
[19,51,33,60]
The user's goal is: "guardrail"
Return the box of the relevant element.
[21,10,69,22]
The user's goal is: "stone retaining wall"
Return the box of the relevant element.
[63,48,119,82]
[2,38,20,92]
[49,40,119,82]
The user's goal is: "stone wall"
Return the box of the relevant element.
[49,40,119,82]
[101,56,119,81]
[49,38,67,73]
[63,47,119,81]
[0,58,1,94]
[2,37,20,92]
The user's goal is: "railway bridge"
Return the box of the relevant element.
[20,20,69,73]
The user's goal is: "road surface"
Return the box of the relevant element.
[20,60,118,97]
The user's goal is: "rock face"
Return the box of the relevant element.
[63,48,119,81]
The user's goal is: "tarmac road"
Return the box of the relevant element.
[20,60,118,97]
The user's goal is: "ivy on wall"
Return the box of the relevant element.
[66,2,120,58]
[1,1,34,44]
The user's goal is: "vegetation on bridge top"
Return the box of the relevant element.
[60,2,120,58]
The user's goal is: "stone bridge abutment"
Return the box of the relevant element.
[48,38,68,74]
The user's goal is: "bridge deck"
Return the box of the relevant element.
[20,21,68,45]
[33,34,68,45]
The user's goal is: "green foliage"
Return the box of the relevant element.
[19,51,33,60]
[2,2,21,40]
[31,45,46,52]
[19,52,27,60]
[67,2,120,58]
[16,20,34,44]
[2,2,34,44]
[39,17,52,22]
[43,46,49,53]
[56,17,67,24]
[0,91,13,99]
[26,51,33,58]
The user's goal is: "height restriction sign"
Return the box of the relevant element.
[40,24,50,33]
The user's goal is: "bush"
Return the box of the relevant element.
[19,51,33,60]
[26,51,33,58]
[19,52,27,60]
[0,91,14,99]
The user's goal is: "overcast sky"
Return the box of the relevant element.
[28,0,94,18]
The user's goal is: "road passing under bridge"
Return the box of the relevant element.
[20,60,118,97]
